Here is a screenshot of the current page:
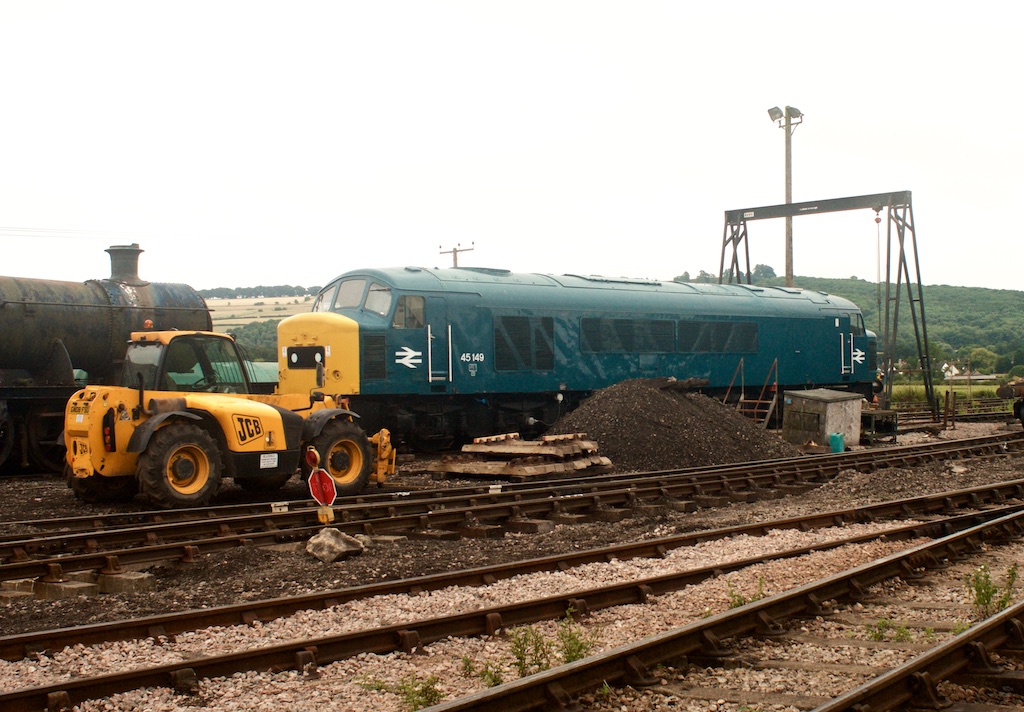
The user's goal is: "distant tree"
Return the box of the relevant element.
[751,264,776,283]
[967,347,999,374]
[695,270,717,283]
[673,271,691,282]
[226,319,279,361]
[199,285,316,299]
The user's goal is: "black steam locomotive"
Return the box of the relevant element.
[0,245,211,472]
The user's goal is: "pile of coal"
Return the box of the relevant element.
[546,378,801,473]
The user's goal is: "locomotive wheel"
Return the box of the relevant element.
[26,407,67,473]
[138,423,223,508]
[67,467,138,503]
[235,472,293,492]
[302,420,372,496]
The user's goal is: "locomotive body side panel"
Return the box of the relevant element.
[300,266,877,447]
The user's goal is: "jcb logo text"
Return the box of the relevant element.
[234,415,263,444]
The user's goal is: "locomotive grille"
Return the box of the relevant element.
[361,334,386,379]
[495,316,553,371]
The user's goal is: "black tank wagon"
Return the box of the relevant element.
[0,244,211,471]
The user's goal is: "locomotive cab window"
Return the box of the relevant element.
[364,282,392,316]
[312,281,339,312]
[851,314,866,335]
[392,295,425,328]
[331,279,366,311]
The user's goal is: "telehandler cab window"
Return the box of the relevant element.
[162,337,247,393]
[121,342,162,389]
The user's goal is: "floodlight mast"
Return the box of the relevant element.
[767,106,803,287]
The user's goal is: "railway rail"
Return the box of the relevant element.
[3,433,1024,585]
[429,509,1024,711]
[4,478,1024,661]
[3,494,1024,709]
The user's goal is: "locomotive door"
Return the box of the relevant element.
[831,312,867,380]
[425,296,451,387]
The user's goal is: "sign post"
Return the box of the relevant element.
[305,447,337,524]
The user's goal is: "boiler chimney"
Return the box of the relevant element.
[106,244,146,285]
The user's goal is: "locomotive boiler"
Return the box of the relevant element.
[0,244,211,471]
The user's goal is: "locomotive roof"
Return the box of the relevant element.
[326,266,863,316]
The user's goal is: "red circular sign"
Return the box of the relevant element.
[308,468,337,506]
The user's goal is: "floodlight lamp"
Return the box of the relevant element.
[767,106,784,122]
[785,106,802,119]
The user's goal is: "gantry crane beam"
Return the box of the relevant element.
[719,190,934,415]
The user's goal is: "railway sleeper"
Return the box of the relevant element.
[169,667,199,694]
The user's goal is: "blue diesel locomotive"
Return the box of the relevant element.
[276,266,877,448]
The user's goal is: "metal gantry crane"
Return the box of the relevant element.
[718,190,935,415]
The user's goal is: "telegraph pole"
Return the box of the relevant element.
[439,242,474,267]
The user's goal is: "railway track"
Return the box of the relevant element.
[4,478,1023,662]
[1,434,1024,709]
[430,509,1024,711]
[3,493,1024,710]
[3,433,1023,586]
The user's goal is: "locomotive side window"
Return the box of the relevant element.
[495,316,554,371]
[364,282,392,316]
[678,321,758,353]
[312,281,339,312]
[392,295,425,328]
[580,318,674,353]
[332,279,366,311]
[851,314,866,335]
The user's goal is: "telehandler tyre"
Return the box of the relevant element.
[303,420,373,497]
[138,423,223,508]
[66,465,138,503]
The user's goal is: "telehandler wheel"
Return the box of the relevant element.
[138,423,223,508]
[66,465,138,503]
[303,420,373,497]
[236,472,293,492]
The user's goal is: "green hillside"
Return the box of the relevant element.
[758,276,1024,375]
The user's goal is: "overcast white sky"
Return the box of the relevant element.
[0,2,1019,292]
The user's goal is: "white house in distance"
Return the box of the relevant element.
[942,362,1000,383]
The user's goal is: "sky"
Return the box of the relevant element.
[0,1,1020,293]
